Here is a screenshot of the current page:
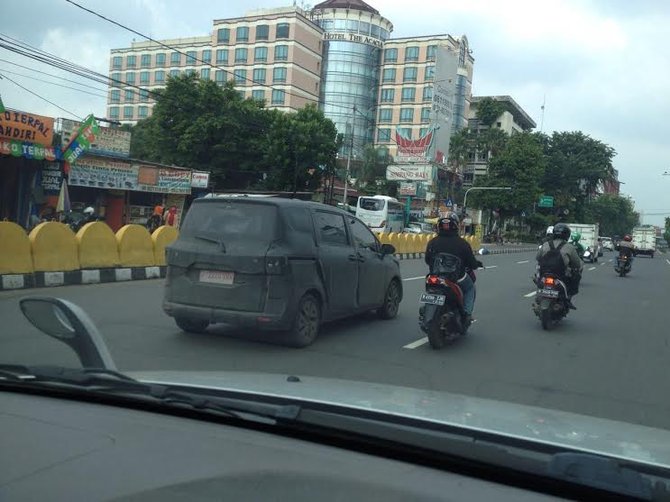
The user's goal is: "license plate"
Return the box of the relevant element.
[540,288,559,298]
[420,293,446,305]
[199,270,234,285]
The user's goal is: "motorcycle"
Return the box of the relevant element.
[532,273,570,330]
[614,254,632,277]
[581,246,597,263]
[418,254,475,349]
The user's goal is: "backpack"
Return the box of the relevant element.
[539,240,566,276]
[430,252,463,281]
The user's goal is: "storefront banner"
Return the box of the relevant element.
[0,109,54,146]
[61,118,131,158]
[399,182,417,196]
[63,114,101,164]
[69,157,139,190]
[386,164,435,181]
[0,138,61,160]
[191,171,210,188]
[41,162,63,193]
[134,163,192,194]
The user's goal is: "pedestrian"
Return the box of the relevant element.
[146,204,165,233]
[165,205,178,226]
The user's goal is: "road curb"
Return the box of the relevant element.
[0,266,166,291]
[395,253,424,260]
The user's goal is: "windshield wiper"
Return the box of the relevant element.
[192,233,226,252]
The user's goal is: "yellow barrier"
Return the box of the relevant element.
[387,232,400,253]
[77,222,120,269]
[0,222,33,274]
[116,224,155,267]
[30,222,80,272]
[377,232,391,246]
[152,226,179,266]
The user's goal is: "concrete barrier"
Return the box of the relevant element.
[387,232,400,253]
[30,222,80,272]
[116,224,155,267]
[0,222,33,274]
[152,226,179,266]
[77,222,120,269]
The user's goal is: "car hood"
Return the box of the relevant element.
[129,370,670,469]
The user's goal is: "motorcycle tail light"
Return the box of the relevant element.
[544,276,555,286]
[427,275,440,285]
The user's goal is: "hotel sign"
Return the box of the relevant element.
[323,32,383,48]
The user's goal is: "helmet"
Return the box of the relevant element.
[623,234,632,242]
[571,232,581,242]
[83,207,95,215]
[546,225,554,236]
[438,212,459,234]
[552,223,571,241]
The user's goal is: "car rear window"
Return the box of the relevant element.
[181,201,278,242]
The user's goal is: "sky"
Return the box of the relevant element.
[2,0,669,225]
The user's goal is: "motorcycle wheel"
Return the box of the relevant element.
[541,308,552,331]
[619,268,625,277]
[427,318,446,349]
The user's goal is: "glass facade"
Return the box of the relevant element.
[453,73,470,133]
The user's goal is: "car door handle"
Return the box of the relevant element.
[348,254,365,262]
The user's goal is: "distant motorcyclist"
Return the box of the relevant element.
[570,232,586,257]
[425,213,483,322]
[618,234,635,259]
[536,223,583,310]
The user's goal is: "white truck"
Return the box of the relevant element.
[632,226,656,258]
[567,223,600,263]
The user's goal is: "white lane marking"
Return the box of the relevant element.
[403,337,428,349]
[403,276,425,281]
[608,259,613,262]
[666,259,670,266]
[588,266,596,271]
[517,260,529,264]
[600,262,606,266]
[485,265,498,269]
[524,291,537,297]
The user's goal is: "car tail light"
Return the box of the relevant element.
[543,276,555,286]
[265,256,288,275]
[426,275,440,285]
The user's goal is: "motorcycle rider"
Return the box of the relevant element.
[425,213,483,322]
[617,234,635,268]
[571,232,586,257]
[536,223,583,310]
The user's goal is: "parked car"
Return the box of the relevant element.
[163,196,403,347]
[601,237,613,251]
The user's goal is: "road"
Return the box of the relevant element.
[2,250,670,430]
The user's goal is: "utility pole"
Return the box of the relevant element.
[342,105,355,206]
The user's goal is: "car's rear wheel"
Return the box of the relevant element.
[285,293,321,348]
[377,279,401,319]
[175,317,209,333]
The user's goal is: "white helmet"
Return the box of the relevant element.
[83,207,95,215]
[546,225,554,236]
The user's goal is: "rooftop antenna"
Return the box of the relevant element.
[540,94,546,132]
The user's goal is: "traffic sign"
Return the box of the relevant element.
[538,195,554,208]
[445,198,453,207]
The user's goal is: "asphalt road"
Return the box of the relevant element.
[2,250,670,430]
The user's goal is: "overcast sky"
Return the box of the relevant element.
[2,0,669,225]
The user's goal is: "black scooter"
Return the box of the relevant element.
[532,273,570,330]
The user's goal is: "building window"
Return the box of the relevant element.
[140,89,149,102]
[425,66,435,81]
[423,85,433,101]
[126,55,136,68]
[217,28,230,43]
[140,54,151,67]
[185,68,196,76]
[399,127,412,138]
[234,69,247,84]
[382,68,395,82]
[421,107,431,122]
[216,49,228,63]
[156,53,166,67]
[419,127,429,138]
[273,67,287,83]
[274,45,288,61]
[405,46,419,61]
[110,89,120,103]
[276,23,290,39]
[169,69,180,78]
[252,89,265,101]
[377,128,391,142]
[271,89,285,104]
[426,45,437,61]
[237,90,246,99]
[155,70,165,83]
[380,88,395,102]
[403,67,417,82]
[126,72,135,84]
[124,89,134,102]
[170,52,180,65]
[253,68,266,84]
[123,106,133,119]
[254,46,268,62]
[235,48,248,63]
[138,106,148,118]
[401,87,415,102]
[140,71,150,84]
[379,108,392,122]
[111,72,121,87]
[215,70,226,83]
[112,56,122,69]
[200,68,210,79]
[109,106,119,119]
[399,108,414,122]
[186,51,197,64]
[202,50,211,63]
[384,48,397,62]
[256,24,269,41]
[236,26,249,42]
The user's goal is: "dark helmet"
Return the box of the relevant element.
[623,234,632,242]
[552,223,571,241]
[438,212,459,234]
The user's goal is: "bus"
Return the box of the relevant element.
[355,195,405,233]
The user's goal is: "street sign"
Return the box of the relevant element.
[445,198,453,207]
[538,195,554,208]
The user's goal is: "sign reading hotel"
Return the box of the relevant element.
[323,32,383,48]
[385,164,434,181]
[0,109,54,146]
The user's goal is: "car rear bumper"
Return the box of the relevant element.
[163,300,295,331]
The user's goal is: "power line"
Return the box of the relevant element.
[0,68,109,99]
[0,72,82,119]
[0,58,109,93]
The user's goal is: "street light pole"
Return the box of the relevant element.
[463,186,512,210]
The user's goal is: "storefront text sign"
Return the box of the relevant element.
[63,114,101,164]
[0,139,60,160]
[0,109,54,146]
[61,118,131,158]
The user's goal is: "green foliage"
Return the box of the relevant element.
[665,217,670,243]
[583,194,639,237]
[475,97,506,127]
[355,145,393,195]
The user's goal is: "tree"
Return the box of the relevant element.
[354,145,393,195]
[584,194,639,237]
[474,97,505,127]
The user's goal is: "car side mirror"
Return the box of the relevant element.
[380,243,396,255]
[19,296,117,370]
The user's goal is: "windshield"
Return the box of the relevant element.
[3,1,670,496]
